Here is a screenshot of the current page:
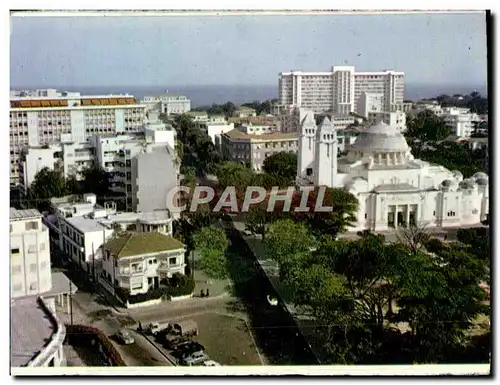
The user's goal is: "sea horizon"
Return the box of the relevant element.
[10,83,488,108]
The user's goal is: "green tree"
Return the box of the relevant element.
[193,227,229,280]
[265,219,317,276]
[395,223,431,255]
[262,152,298,183]
[406,110,451,142]
[215,161,254,190]
[291,187,359,239]
[81,164,111,199]
[29,167,68,211]
[181,166,197,190]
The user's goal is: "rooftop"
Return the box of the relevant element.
[66,215,106,233]
[372,183,419,193]
[98,210,172,227]
[11,297,56,367]
[224,129,298,141]
[10,208,42,221]
[104,232,185,259]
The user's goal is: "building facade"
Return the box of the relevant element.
[10,91,147,186]
[279,66,405,114]
[101,232,186,296]
[221,129,298,172]
[10,207,69,368]
[10,208,52,298]
[140,94,191,115]
[296,116,489,232]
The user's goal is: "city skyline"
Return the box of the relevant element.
[11,12,488,89]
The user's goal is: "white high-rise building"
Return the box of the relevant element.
[140,93,191,115]
[10,90,147,186]
[279,66,405,114]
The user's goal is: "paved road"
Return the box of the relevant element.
[110,329,173,367]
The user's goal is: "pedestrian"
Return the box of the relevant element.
[444,234,448,241]
[206,288,210,297]
[200,289,205,298]
[138,321,143,332]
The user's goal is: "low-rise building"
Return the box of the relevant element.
[140,94,191,116]
[367,111,407,132]
[221,129,298,172]
[101,232,186,296]
[232,106,257,118]
[185,110,209,122]
[195,115,235,147]
[43,193,174,276]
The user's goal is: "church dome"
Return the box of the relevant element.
[459,179,477,190]
[472,172,488,181]
[451,170,463,180]
[476,177,488,186]
[351,122,410,153]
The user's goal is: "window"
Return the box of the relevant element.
[39,243,46,251]
[25,221,39,231]
[306,168,313,176]
[364,213,367,219]
[433,211,436,216]
[153,259,157,264]
[169,257,177,265]
[149,260,153,265]
[11,248,19,255]
[29,281,38,291]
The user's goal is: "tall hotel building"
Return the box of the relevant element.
[278,66,405,114]
[9,90,146,186]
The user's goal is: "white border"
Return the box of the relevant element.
[4,2,496,381]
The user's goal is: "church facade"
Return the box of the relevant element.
[296,114,489,232]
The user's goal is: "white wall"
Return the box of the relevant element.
[10,217,52,298]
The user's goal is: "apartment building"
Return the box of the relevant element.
[278,66,405,114]
[140,93,191,115]
[233,106,257,118]
[10,208,52,298]
[10,206,77,368]
[10,90,146,186]
[221,129,298,172]
[366,111,407,132]
[101,232,186,296]
[195,115,235,147]
[43,193,174,276]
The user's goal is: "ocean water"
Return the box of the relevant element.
[16,84,487,108]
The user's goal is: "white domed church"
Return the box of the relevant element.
[296,114,489,232]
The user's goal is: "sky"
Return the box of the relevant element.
[10,12,488,88]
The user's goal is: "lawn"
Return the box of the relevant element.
[186,312,263,366]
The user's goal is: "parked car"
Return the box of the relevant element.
[163,335,190,350]
[174,341,205,359]
[203,360,221,367]
[116,329,135,345]
[180,351,210,366]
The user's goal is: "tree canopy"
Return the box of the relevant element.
[193,227,229,280]
[406,110,451,142]
[262,152,298,183]
[29,167,68,211]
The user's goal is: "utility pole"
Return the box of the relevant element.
[69,280,73,326]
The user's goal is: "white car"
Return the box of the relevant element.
[116,329,135,345]
[203,360,221,367]
[181,351,209,366]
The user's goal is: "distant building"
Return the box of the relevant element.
[278,66,405,114]
[367,111,407,132]
[232,106,257,118]
[140,94,191,115]
[10,90,146,186]
[196,115,235,148]
[101,232,186,296]
[221,129,298,172]
[185,110,209,122]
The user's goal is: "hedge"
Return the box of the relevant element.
[115,274,195,304]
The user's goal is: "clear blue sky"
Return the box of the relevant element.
[10,12,488,88]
